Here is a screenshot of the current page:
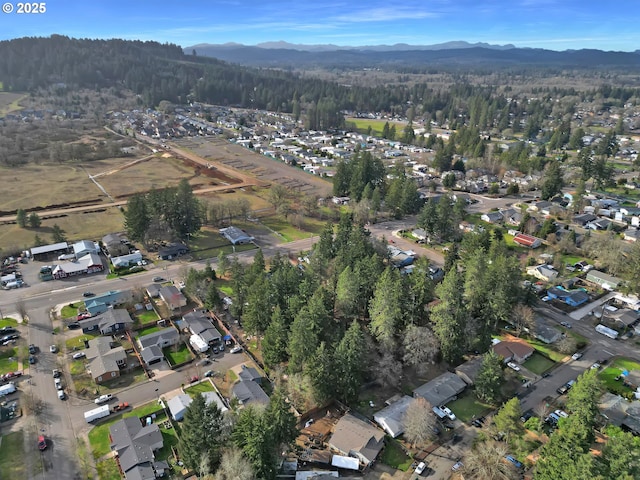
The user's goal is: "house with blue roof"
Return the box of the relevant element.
[546,286,589,307]
[85,290,132,316]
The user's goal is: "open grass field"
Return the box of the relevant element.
[0,92,27,116]
[260,215,323,242]
[0,431,25,478]
[448,391,494,423]
[345,117,407,137]
[0,347,19,374]
[379,438,413,471]
[0,207,124,252]
[523,351,556,375]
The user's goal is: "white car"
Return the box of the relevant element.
[229,345,242,354]
[54,378,63,390]
[94,394,113,404]
[590,362,601,370]
[57,390,66,400]
[415,461,426,474]
[507,361,521,372]
[571,352,583,360]
[49,345,58,353]
[554,409,569,418]
[452,461,464,472]
[439,405,456,421]
[72,351,86,360]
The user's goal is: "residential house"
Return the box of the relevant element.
[138,327,180,366]
[157,243,188,260]
[373,395,414,438]
[602,309,639,329]
[513,233,542,249]
[159,286,187,311]
[586,270,623,290]
[232,365,269,407]
[102,233,130,257]
[411,228,427,242]
[111,251,143,269]
[546,287,590,307]
[219,226,255,245]
[168,389,228,421]
[85,337,127,384]
[492,340,534,364]
[85,290,133,316]
[181,310,221,345]
[72,240,99,259]
[413,372,467,406]
[78,308,133,335]
[109,416,166,480]
[529,200,552,212]
[145,284,161,299]
[454,356,484,386]
[623,228,640,242]
[527,264,559,282]
[481,211,503,224]
[328,414,384,467]
[532,317,563,344]
[573,213,597,226]
[52,253,104,279]
[586,218,612,230]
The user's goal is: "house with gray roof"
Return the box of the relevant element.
[85,337,127,384]
[413,372,467,406]
[78,308,133,335]
[159,285,187,311]
[328,413,384,467]
[182,310,221,345]
[219,226,255,245]
[373,395,414,438]
[109,416,165,480]
[138,327,180,365]
[587,270,623,290]
[455,356,484,386]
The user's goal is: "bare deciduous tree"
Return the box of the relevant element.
[15,298,28,323]
[214,447,255,480]
[464,441,518,480]
[375,352,403,389]
[511,304,536,337]
[403,397,437,447]
[556,334,577,355]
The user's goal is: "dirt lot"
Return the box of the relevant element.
[173,137,333,197]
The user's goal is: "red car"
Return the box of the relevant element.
[77,312,91,321]
[38,435,47,451]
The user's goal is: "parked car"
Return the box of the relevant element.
[230,345,242,354]
[67,322,81,330]
[152,276,165,282]
[54,378,63,390]
[554,409,569,418]
[57,390,66,400]
[28,344,37,354]
[112,402,129,412]
[452,461,464,472]
[504,455,523,468]
[28,355,37,364]
[49,345,58,354]
[83,291,95,297]
[507,361,521,372]
[204,370,214,378]
[94,394,113,404]
[560,321,572,329]
[37,435,47,451]
[52,369,61,378]
[571,352,583,360]
[0,327,17,334]
[72,352,86,360]
[520,410,534,423]
[591,362,601,370]
[77,312,91,320]
[415,461,427,474]
[440,405,456,421]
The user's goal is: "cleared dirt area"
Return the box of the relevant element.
[173,137,333,197]
[0,92,27,116]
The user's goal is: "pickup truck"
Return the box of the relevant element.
[112,402,129,412]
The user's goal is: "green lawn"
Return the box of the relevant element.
[599,358,640,397]
[185,381,215,396]
[136,310,160,324]
[137,325,163,337]
[260,216,317,242]
[448,391,494,423]
[0,347,19,374]
[526,338,566,362]
[60,304,79,319]
[156,424,180,463]
[379,437,413,471]
[163,344,193,366]
[561,255,585,266]
[88,401,165,458]
[345,117,406,137]
[215,279,233,296]
[96,459,121,480]
[0,431,25,478]
[0,317,18,328]
[65,332,101,351]
[523,352,556,375]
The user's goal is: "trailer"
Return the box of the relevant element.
[0,382,17,396]
[189,334,209,353]
[595,324,619,339]
[84,404,110,423]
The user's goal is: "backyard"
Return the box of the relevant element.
[599,357,640,397]
[523,352,556,375]
[448,391,494,423]
[379,437,413,471]
[134,309,160,325]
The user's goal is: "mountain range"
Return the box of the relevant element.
[186,41,640,70]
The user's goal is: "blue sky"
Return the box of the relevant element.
[0,0,638,51]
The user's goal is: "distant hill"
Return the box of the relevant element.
[187,42,640,70]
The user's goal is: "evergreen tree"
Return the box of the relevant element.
[474,351,504,404]
[334,321,367,403]
[262,306,289,368]
[368,267,404,347]
[124,193,150,242]
[541,160,563,200]
[51,224,66,243]
[178,394,226,473]
[28,212,41,228]
[492,397,523,443]
[15,209,26,228]
[304,342,336,404]
[431,267,467,363]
